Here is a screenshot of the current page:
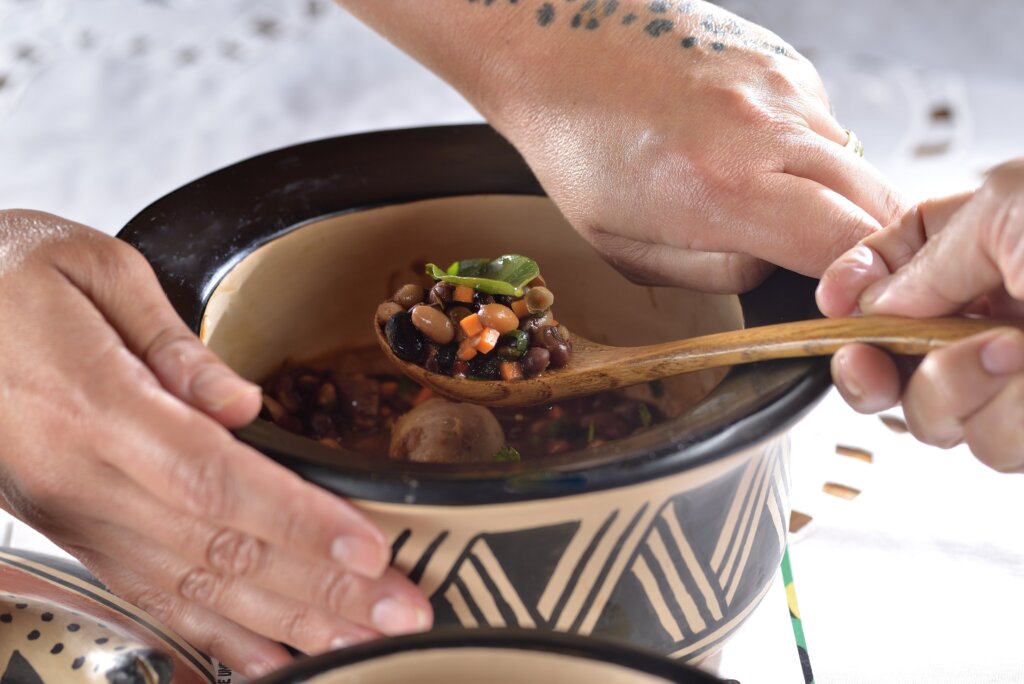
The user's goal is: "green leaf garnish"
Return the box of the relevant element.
[425,255,540,296]
[493,446,522,462]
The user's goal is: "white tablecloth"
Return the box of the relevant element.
[1,1,1022,682]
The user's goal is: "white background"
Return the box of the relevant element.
[1,1,1022,682]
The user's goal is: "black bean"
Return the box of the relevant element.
[548,342,571,369]
[436,343,457,375]
[422,342,456,375]
[535,326,571,368]
[428,282,453,308]
[473,291,495,307]
[468,354,501,380]
[494,295,514,307]
[522,347,550,377]
[385,311,425,362]
[309,412,334,438]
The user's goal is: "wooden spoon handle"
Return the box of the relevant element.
[636,316,1024,376]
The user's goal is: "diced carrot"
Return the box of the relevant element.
[413,386,435,405]
[511,298,530,318]
[458,337,479,361]
[379,381,398,398]
[475,327,501,354]
[460,312,484,337]
[500,361,523,382]
[549,405,565,419]
[454,286,475,303]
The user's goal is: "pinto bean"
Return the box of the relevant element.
[392,283,425,309]
[411,304,455,344]
[376,301,404,325]
[478,303,520,334]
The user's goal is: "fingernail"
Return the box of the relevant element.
[330,636,354,650]
[832,351,863,400]
[371,597,430,634]
[192,366,260,411]
[331,535,388,578]
[246,661,275,679]
[980,330,1024,375]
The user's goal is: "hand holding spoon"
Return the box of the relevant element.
[375,315,1024,407]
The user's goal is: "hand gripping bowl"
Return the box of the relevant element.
[119,125,829,663]
[250,629,724,684]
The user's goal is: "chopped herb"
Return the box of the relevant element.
[587,420,596,444]
[493,446,522,462]
[638,403,653,428]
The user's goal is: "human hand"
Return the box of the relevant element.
[816,160,1024,473]
[0,211,431,677]
[468,0,907,291]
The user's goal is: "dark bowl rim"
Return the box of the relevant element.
[251,628,723,684]
[119,124,830,506]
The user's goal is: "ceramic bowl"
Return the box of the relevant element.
[119,125,829,662]
[251,629,724,684]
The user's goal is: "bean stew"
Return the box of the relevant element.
[378,255,571,382]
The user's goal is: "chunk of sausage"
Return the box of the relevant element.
[389,398,506,464]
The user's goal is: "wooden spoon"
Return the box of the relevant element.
[375,315,1022,407]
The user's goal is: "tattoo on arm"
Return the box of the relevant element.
[465,0,792,58]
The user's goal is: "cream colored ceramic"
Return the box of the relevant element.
[196,194,794,662]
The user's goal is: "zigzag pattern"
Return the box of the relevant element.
[393,445,788,658]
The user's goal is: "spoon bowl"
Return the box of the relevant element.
[376,314,1021,407]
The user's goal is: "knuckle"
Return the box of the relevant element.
[142,325,206,373]
[982,196,1024,298]
[177,566,222,607]
[170,449,231,520]
[87,236,151,282]
[132,586,183,626]
[718,253,773,293]
[318,569,362,614]
[205,529,266,578]
[279,605,318,646]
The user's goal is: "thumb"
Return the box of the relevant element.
[858,161,1024,317]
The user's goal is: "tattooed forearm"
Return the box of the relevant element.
[468,0,791,58]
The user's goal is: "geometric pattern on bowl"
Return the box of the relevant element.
[377,437,789,662]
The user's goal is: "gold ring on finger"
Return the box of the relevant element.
[843,128,865,157]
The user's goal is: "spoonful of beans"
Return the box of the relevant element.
[373,257,1023,408]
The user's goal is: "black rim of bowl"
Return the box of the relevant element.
[119,124,831,506]
[251,628,723,684]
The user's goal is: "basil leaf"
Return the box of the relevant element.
[424,255,540,297]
